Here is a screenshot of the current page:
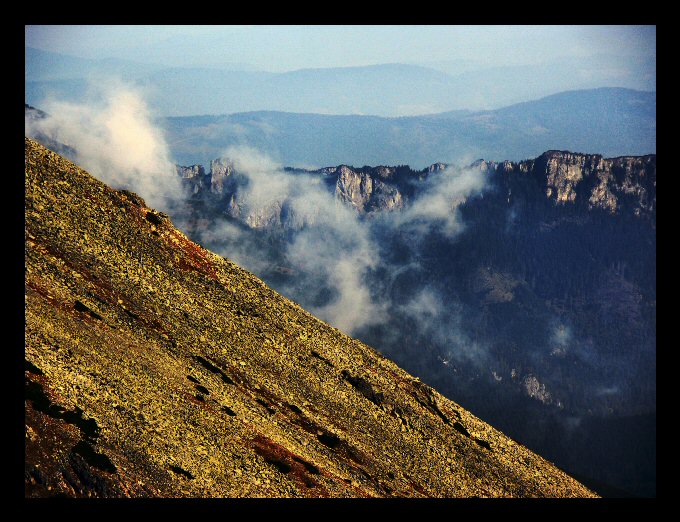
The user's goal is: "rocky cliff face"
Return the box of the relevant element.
[427,162,447,173]
[177,151,655,234]
[175,159,454,235]
[209,158,235,194]
[241,199,303,231]
[176,159,237,197]
[24,138,597,498]
[334,165,404,213]
[495,151,656,218]
[175,164,207,195]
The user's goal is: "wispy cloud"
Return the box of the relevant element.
[25,79,183,212]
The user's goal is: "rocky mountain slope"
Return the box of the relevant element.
[24,138,596,498]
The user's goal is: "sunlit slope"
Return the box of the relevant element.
[24,138,597,498]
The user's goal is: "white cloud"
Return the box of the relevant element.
[26,79,183,212]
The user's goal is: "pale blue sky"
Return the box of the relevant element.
[25,25,655,72]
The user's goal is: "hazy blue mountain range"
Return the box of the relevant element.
[423,53,655,104]
[162,88,656,169]
[25,46,168,82]
[26,47,655,118]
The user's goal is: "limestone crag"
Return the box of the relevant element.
[470,159,497,173]
[335,166,373,212]
[209,158,235,195]
[427,162,448,173]
[242,199,297,231]
[499,150,656,217]
[334,165,404,214]
[176,164,205,180]
[176,165,207,195]
[544,152,587,203]
[176,152,655,237]
[521,375,555,407]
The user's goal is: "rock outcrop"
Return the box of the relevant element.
[176,151,655,236]
[334,165,404,214]
[208,158,234,195]
[427,162,448,173]
[176,164,207,195]
[496,150,656,218]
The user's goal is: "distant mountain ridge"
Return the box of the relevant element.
[25,46,167,82]
[26,46,655,117]
[161,88,656,169]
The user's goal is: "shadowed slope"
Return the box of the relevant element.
[24,138,596,498]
